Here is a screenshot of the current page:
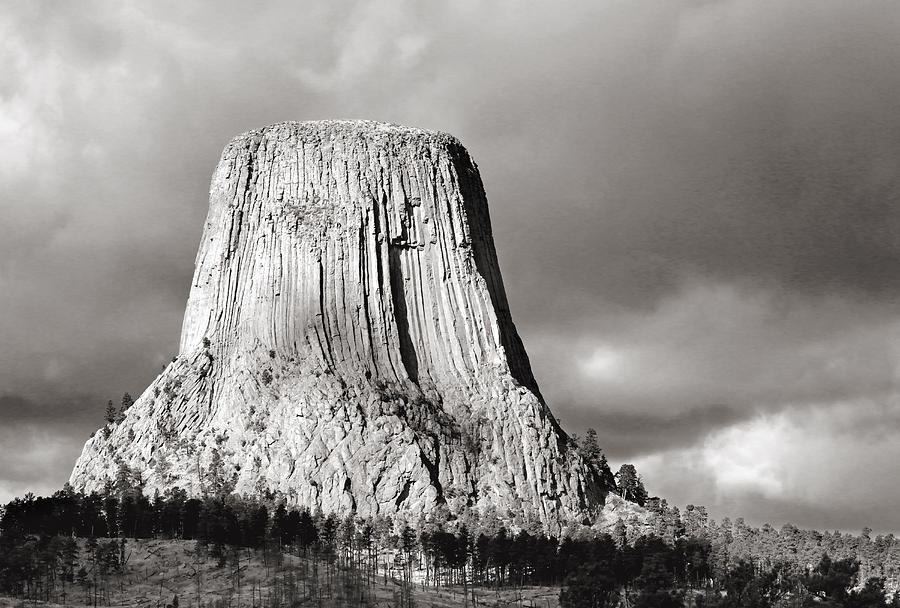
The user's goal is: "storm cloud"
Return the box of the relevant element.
[3,0,900,531]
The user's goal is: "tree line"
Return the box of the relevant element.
[4,401,897,607]
[3,481,900,607]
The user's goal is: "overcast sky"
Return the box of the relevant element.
[4,0,900,533]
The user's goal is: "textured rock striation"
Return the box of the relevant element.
[70,120,605,530]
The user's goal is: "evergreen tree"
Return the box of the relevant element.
[104,400,117,424]
[805,553,859,604]
[577,428,617,490]
[115,393,134,423]
[616,464,648,506]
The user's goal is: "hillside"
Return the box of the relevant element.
[0,537,560,608]
[4,487,900,607]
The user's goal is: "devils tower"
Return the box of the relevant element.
[70,120,605,530]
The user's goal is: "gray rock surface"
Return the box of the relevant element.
[70,120,606,531]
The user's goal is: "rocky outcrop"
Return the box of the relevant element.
[70,120,605,531]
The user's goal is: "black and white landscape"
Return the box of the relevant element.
[3,2,900,606]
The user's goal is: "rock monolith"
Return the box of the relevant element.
[70,120,605,531]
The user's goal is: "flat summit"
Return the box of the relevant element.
[71,120,605,530]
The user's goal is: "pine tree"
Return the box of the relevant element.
[581,428,602,464]
[104,400,117,424]
[116,393,134,423]
[577,428,617,490]
[598,453,617,491]
[616,464,648,506]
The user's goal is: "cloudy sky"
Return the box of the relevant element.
[4,0,900,532]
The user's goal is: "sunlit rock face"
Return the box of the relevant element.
[70,121,604,531]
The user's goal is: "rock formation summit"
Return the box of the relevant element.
[71,120,605,530]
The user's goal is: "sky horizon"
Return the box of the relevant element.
[4,0,900,535]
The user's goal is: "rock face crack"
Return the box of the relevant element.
[388,244,419,384]
[69,120,604,532]
[395,479,412,508]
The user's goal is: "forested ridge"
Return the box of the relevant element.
[3,411,899,607]
[3,479,900,606]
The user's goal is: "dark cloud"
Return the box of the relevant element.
[573,403,745,458]
[3,0,900,530]
[704,488,898,535]
[0,420,88,488]
[527,283,900,458]
[486,0,900,320]
[0,394,93,425]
